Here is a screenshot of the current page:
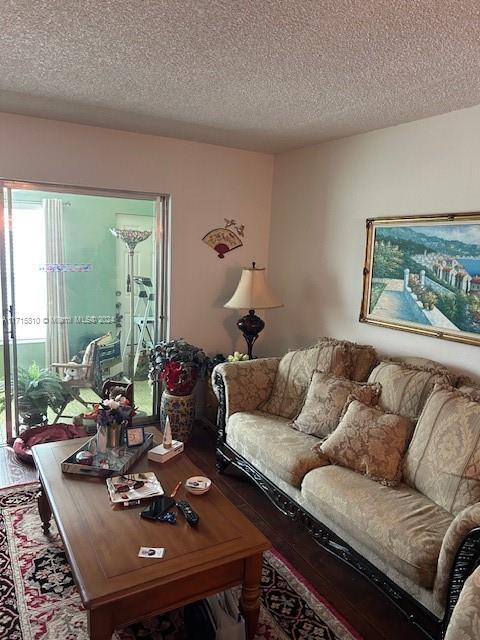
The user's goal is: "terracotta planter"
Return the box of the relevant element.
[160,391,195,443]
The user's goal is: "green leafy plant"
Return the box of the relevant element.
[17,363,65,421]
[420,290,438,310]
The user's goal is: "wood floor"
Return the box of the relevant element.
[0,444,38,487]
[0,425,431,640]
[187,423,432,640]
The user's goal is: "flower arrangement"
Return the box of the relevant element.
[86,395,135,427]
[149,338,207,396]
[227,351,249,362]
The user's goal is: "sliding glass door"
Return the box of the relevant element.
[0,181,170,443]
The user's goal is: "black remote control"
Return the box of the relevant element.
[176,500,199,526]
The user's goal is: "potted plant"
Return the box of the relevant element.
[421,290,438,310]
[149,339,206,443]
[17,363,65,427]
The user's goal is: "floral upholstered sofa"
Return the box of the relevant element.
[213,337,480,640]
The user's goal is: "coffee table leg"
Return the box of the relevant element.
[240,553,263,640]
[88,608,113,640]
[37,482,52,535]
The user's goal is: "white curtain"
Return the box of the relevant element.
[44,198,70,365]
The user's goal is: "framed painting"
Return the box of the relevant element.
[360,212,480,346]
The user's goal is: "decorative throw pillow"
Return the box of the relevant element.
[367,360,452,421]
[317,400,414,486]
[259,342,354,419]
[293,371,381,438]
[314,337,378,382]
[456,376,480,401]
[403,384,480,515]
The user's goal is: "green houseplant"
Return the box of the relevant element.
[17,363,65,427]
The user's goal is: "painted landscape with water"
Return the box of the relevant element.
[362,218,480,344]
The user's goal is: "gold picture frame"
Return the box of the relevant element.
[359,212,480,347]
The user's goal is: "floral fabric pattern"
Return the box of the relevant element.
[435,503,480,606]
[301,465,453,588]
[293,372,381,438]
[368,360,451,420]
[213,358,280,420]
[313,337,378,382]
[259,343,354,419]
[227,411,329,487]
[457,382,480,402]
[317,400,414,486]
[403,384,480,515]
[444,567,480,640]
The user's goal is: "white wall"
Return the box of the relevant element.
[266,104,480,379]
[0,112,274,356]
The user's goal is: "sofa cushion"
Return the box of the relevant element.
[301,465,453,588]
[226,411,329,487]
[312,337,377,382]
[318,400,414,486]
[456,376,480,401]
[402,356,450,374]
[293,372,381,438]
[345,341,378,382]
[368,360,451,421]
[259,341,353,419]
[404,384,480,515]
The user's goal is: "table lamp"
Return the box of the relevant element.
[224,262,282,358]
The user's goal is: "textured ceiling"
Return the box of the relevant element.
[1,1,480,152]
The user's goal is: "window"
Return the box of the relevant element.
[11,206,47,341]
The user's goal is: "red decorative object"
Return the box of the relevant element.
[160,360,198,396]
[13,423,87,465]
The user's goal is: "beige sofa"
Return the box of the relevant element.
[213,338,480,640]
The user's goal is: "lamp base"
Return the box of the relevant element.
[237,310,265,359]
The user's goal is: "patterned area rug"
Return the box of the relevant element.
[0,483,362,640]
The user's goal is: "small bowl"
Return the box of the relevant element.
[185,476,211,495]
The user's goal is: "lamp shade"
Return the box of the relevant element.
[224,266,282,310]
[111,228,151,251]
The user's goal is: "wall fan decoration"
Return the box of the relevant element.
[202,219,245,258]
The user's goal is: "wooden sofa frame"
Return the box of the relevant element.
[214,371,480,640]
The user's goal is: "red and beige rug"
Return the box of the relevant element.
[0,483,362,640]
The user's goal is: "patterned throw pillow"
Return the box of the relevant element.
[293,371,381,438]
[367,360,452,421]
[403,384,480,515]
[456,376,480,401]
[314,337,378,382]
[317,400,414,486]
[259,342,354,419]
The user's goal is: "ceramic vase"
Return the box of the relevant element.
[160,391,195,443]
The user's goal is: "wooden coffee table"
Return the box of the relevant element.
[32,436,270,640]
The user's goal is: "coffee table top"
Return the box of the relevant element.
[32,436,270,608]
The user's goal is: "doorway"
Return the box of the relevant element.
[0,181,170,443]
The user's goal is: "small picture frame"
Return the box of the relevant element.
[126,425,145,448]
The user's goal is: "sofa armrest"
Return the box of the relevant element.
[444,563,480,640]
[212,358,280,429]
[435,503,480,627]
